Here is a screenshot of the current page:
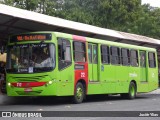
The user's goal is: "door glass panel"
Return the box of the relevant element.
[93,45,98,64]
[140,51,147,82]
[88,43,98,82]
[88,44,92,63]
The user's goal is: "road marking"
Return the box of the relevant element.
[105,102,113,104]
[65,106,71,108]
[81,118,101,120]
[152,99,156,101]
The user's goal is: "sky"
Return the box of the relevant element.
[142,0,160,7]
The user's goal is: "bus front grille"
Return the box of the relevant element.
[16,90,43,95]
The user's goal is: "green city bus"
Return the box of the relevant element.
[6,31,158,103]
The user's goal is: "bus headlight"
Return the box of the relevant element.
[45,80,54,86]
[8,82,11,86]
[48,81,53,85]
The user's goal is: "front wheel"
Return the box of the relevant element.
[73,82,85,104]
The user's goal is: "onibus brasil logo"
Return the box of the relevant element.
[1,112,42,117]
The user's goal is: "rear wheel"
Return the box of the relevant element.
[73,82,85,104]
[121,82,136,99]
[128,82,136,99]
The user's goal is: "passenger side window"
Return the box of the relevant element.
[58,38,72,70]
[130,50,138,67]
[140,51,146,67]
[148,52,156,68]
[101,45,110,64]
[73,41,86,62]
[110,46,120,65]
[121,48,130,66]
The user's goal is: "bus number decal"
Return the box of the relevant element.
[81,72,85,78]
[17,83,22,87]
[129,72,137,77]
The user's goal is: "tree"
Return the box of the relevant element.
[0,0,160,39]
[129,4,160,39]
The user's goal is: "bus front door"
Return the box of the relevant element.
[88,43,98,82]
[140,51,147,82]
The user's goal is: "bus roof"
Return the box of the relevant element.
[54,32,156,52]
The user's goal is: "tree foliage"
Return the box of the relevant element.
[0,0,160,39]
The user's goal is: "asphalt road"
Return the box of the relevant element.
[0,89,160,120]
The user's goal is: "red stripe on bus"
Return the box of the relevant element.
[73,35,86,41]
[73,35,88,94]
[74,63,88,92]
[11,82,47,88]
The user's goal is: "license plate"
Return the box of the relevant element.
[24,88,32,92]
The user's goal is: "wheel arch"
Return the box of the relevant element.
[76,79,87,93]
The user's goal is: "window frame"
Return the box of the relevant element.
[130,49,139,67]
[148,52,156,68]
[110,46,121,65]
[101,45,110,64]
[58,38,72,70]
[121,48,130,66]
[140,51,146,68]
[73,41,86,62]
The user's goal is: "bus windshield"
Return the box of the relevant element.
[7,43,55,73]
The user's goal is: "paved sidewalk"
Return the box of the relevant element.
[147,88,160,94]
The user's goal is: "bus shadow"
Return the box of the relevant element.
[0,95,71,106]
[0,94,155,106]
[85,94,150,103]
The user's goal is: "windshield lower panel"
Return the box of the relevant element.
[7,43,55,73]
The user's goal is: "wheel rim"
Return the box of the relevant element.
[130,85,135,97]
[76,87,83,100]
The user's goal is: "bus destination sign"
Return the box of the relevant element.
[11,33,52,42]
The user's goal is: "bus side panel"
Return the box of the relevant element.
[147,52,159,91]
[56,66,74,96]
[129,67,141,92]
[138,51,158,93]
[88,65,116,95]
[101,64,116,94]
[115,66,129,93]
[147,68,158,91]
[55,36,75,96]
[74,63,88,93]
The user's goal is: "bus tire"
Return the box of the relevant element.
[121,82,136,99]
[73,82,85,104]
[128,82,136,99]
